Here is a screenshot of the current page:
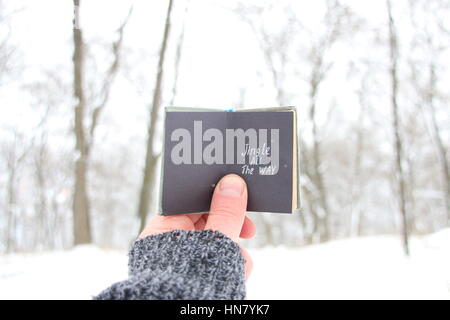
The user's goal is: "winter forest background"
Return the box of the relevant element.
[0,0,449,260]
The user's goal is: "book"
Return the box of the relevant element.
[159,106,300,215]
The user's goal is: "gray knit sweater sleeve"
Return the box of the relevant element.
[94,230,246,300]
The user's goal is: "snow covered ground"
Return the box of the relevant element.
[0,230,449,300]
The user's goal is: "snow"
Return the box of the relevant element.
[0,230,449,300]
[0,246,128,300]
[248,230,450,300]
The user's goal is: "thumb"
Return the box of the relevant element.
[205,174,248,242]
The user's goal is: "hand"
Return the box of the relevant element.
[139,174,256,279]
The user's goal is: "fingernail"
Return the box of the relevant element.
[219,175,244,197]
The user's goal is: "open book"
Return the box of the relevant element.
[159,106,301,215]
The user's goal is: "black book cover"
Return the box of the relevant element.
[160,109,296,215]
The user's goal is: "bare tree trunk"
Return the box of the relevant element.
[169,0,189,106]
[5,166,16,253]
[427,63,450,226]
[4,133,36,252]
[72,0,92,245]
[33,141,48,250]
[309,76,330,242]
[387,0,410,256]
[299,171,318,244]
[137,0,174,232]
[349,89,366,237]
[71,1,130,245]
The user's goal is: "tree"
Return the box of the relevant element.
[1,104,50,252]
[137,0,174,232]
[169,0,189,107]
[2,132,27,252]
[426,63,450,226]
[387,0,410,255]
[347,63,372,237]
[0,0,17,85]
[409,0,450,227]
[71,0,131,245]
[236,0,359,243]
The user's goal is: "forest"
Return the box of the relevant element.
[0,0,449,257]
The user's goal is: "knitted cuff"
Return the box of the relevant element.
[127,229,246,299]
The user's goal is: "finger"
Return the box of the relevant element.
[194,215,207,230]
[186,213,205,224]
[205,174,248,242]
[139,214,197,238]
[239,216,257,239]
[239,245,253,280]
[198,215,255,239]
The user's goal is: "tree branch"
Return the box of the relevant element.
[89,6,133,144]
